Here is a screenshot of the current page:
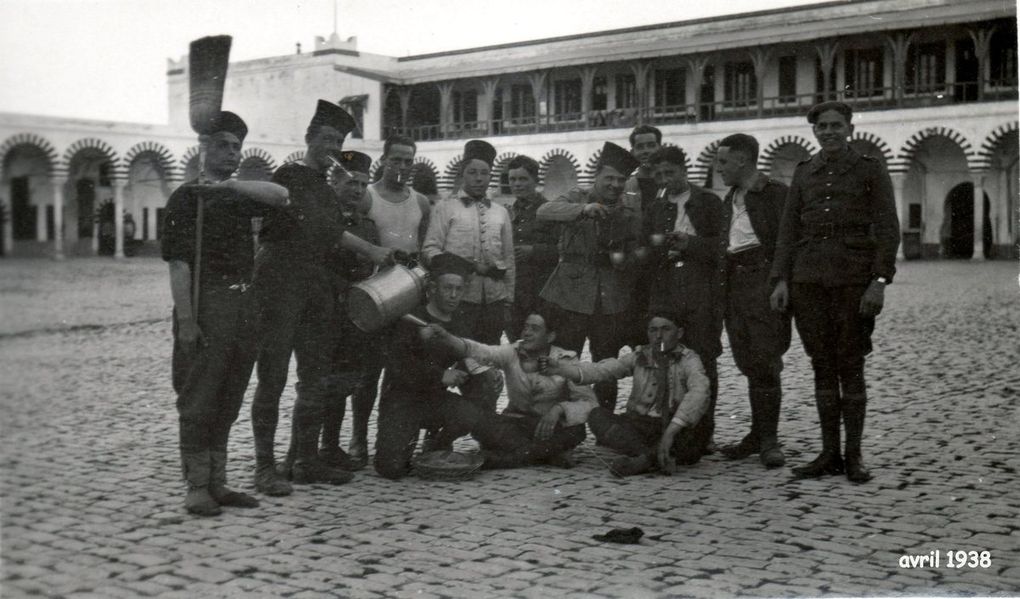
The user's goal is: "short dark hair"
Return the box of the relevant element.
[646,308,685,330]
[629,125,662,147]
[383,135,417,157]
[807,101,853,125]
[530,306,560,334]
[719,134,760,164]
[506,155,540,181]
[647,146,688,168]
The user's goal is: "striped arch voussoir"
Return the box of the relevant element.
[582,149,602,179]
[691,139,723,179]
[412,156,439,180]
[124,141,177,180]
[283,150,306,165]
[0,133,60,175]
[63,138,121,177]
[180,145,201,172]
[538,149,580,181]
[493,151,519,179]
[897,127,974,171]
[240,147,278,172]
[441,154,463,189]
[974,121,1019,173]
[758,136,818,171]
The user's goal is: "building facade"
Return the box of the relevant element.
[1,0,1016,259]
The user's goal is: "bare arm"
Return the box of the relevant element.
[217,179,290,206]
[168,260,201,348]
[340,231,393,266]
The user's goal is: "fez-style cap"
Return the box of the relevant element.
[598,141,641,177]
[463,139,497,168]
[429,252,474,279]
[308,99,357,137]
[336,150,372,175]
[208,111,248,142]
[807,101,853,125]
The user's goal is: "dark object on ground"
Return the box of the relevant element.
[592,527,644,544]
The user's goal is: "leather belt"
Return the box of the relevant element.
[803,222,871,240]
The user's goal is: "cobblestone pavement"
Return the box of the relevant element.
[1,257,1018,598]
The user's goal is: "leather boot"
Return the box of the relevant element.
[792,390,844,478]
[842,393,872,483]
[755,387,786,469]
[610,453,656,477]
[720,390,761,460]
[181,450,221,517]
[253,424,292,497]
[292,390,353,485]
[208,450,259,508]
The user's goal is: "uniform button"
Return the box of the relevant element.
[826,183,832,187]
[824,208,830,212]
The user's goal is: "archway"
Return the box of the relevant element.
[65,146,116,253]
[542,154,578,200]
[901,133,971,257]
[764,142,812,186]
[2,143,52,243]
[237,156,274,181]
[941,182,991,259]
[127,152,171,242]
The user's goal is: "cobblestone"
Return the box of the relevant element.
[1,258,1019,597]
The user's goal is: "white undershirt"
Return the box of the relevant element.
[728,187,761,253]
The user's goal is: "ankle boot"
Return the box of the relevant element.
[792,390,844,478]
[348,433,369,470]
[208,450,259,508]
[181,450,221,517]
[253,428,292,497]
[720,388,762,460]
[755,387,786,469]
[610,453,656,477]
[292,394,353,485]
[842,393,872,483]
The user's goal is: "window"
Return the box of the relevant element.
[779,56,798,102]
[906,42,945,94]
[592,76,608,110]
[451,90,478,125]
[615,73,637,109]
[845,47,884,97]
[654,68,686,108]
[98,163,112,187]
[990,25,1018,86]
[553,78,582,118]
[510,84,534,121]
[724,61,757,106]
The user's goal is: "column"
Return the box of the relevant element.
[0,188,10,256]
[527,71,548,131]
[481,77,500,135]
[113,178,126,259]
[398,87,412,132]
[629,61,652,123]
[51,175,67,260]
[437,82,454,139]
[968,27,994,101]
[815,41,839,101]
[686,56,709,122]
[972,174,986,260]
[580,66,597,128]
[885,33,912,102]
[749,47,771,117]
[890,171,907,260]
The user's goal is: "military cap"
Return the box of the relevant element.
[807,101,853,124]
[429,252,474,280]
[597,141,641,177]
[336,150,372,175]
[208,111,248,142]
[463,139,497,168]
[308,99,357,137]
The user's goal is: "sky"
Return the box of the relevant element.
[0,0,818,124]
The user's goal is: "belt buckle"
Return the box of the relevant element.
[818,222,835,240]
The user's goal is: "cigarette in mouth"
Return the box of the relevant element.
[656,187,667,199]
[397,171,405,185]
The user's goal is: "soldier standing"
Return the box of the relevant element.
[770,102,900,483]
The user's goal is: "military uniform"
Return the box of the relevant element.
[162,178,276,511]
[506,191,558,340]
[644,184,723,453]
[537,186,640,410]
[771,147,899,479]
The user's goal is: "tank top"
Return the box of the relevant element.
[365,184,425,253]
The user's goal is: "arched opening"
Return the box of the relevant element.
[127,152,171,244]
[941,182,991,259]
[65,148,115,254]
[902,134,971,258]
[237,156,273,181]
[986,129,1019,259]
[411,162,439,204]
[542,155,578,200]
[2,144,52,244]
[766,143,812,186]
[850,138,889,166]
[182,153,201,183]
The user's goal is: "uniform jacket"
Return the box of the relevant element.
[422,195,515,304]
[537,187,641,315]
[509,192,559,310]
[575,344,710,429]
[462,340,597,427]
[770,148,900,287]
[719,172,788,264]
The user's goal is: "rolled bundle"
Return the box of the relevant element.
[189,35,232,135]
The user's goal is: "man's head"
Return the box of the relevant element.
[716,133,760,187]
[629,125,662,168]
[507,155,540,200]
[427,253,474,316]
[381,135,417,187]
[305,100,356,172]
[594,142,641,203]
[648,146,689,195]
[333,150,372,207]
[202,111,247,180]
[461,140,496,200]
[646,309,684,353]
[519,310,558,354]
[808,101,854,156]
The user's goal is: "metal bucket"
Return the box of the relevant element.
[347,264,428,332]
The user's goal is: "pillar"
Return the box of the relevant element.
[51,175,66,260]
[481,77,500,135]
[437,82,454,139]
[890,171,907,260]
[113,178,126,259]
[0,189,11,256]
[815,41,839,101]
[972,174,986,260]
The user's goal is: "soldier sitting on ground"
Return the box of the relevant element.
[422,308,597,470]
[543,310,710,476]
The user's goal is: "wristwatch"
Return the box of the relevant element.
[874,276,889,285]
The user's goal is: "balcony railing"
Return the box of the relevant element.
[382,80,1018,142]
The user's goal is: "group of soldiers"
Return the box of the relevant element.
[162,97,900,517]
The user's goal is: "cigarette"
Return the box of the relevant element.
[656,187,667,199]
[659,341,665,354]
[397,171,406,185]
